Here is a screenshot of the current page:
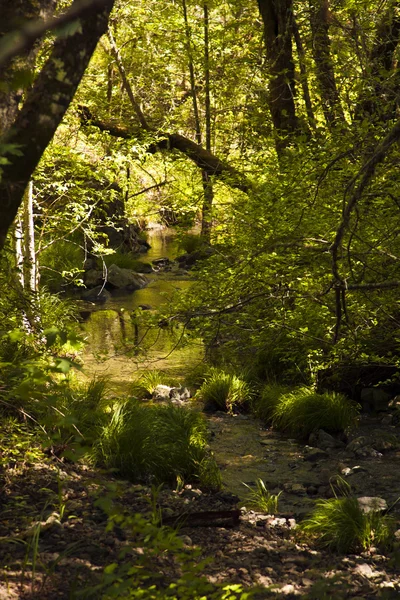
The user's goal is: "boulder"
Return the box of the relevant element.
[84,269,104,288]
[81,286,111,303]
[107,264,148,290]
[357,496,387,514]
[152,385,172,401]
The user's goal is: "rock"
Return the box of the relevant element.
[152,257,173,270]
[152,385,172,401]
[107,264,148,290]
[357,496,388,514]
[317,429,346,449]
[84,269,104,288]
[81,286,111,303]
[138,304,152,310]
[170,386,191,402]
[283,483,307,496]
[135,262,153,273]
[381,414,394,426]
[303,446,329,462]
[83,258,98,271]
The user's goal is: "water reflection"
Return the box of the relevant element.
[80,229,203,392]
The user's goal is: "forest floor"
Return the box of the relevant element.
[1,412,400,599]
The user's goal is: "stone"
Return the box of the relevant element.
[152,385,172,401]
[317,429,345,449]
[170,386,191,401]
[381,414,394,426]
[303,446,328,462]
[107,264,148,290]
[84,269,104,288]
[81,286,111,303]
[357,496,387,514]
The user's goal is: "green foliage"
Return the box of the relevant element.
[96,402,220,489]
[271,387,359,438]
[299,483,395,553]
[39,239,84,292]
[196,368,253,413]
[85,507,254,599]
[103,252,149,272]
[250,383,290,423]
[242,479,281,514]
[177,234,204,254]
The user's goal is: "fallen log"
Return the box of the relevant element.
[162,509,241,528]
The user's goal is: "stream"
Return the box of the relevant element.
[78,229,400,512]
[80,228,203,393]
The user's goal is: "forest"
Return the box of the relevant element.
[2,0,400,598]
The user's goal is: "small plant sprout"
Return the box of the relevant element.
[242,479,281,514]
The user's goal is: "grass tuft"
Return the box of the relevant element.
[242,479,281,514]
[299,494,394,553]
[250,383,290,423]
[96,401,220,489]
[197,368,253,413]
[271,387,359,438]
[129,370,180,399]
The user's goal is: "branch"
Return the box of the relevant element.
[78,106,249,191]
[330,119,400,282]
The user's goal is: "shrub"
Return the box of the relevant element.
[271,387,359,438]
[299,495,394,553]
[250,383,290,423]
[197,368,253,413]
[96,402,220,489]
[242,479,281,514]
[178,233,204,254]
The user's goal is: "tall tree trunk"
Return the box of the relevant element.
[355,2,400,122]
[182,0,214,241]
[308,0,344,127]
[257,0,299,154]
[292,18,316,131]
[200,2,214,242]
[0,0,115,251]
[0,0,56,135]
[22,180,37,293]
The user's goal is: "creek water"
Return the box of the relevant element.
[80,228,203,393]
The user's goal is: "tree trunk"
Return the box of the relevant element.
[308,0,344,127]
[0,0,115,251]
[355,3,400,122]
[22,180,37,292]
[257,0,299,154]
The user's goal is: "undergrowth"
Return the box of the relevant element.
[96,401,221,489]
[197,368,252,413]
[242,479,281,514]
[271,387,359,438]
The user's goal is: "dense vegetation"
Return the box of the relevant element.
[2,0,400,597]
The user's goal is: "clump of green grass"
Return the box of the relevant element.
[130,369,180,399]
[96,401,220,489]
[196,368,253,413]
[271,386,359,438]
[299,482,394,553]
[250,383,290,423]
[242,479,281,514]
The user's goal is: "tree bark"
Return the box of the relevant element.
[355,2,400,121]
[308,0,344,126]
[0,0,115,251]
[257,0,300,154]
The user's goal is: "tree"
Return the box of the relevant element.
[0,0,115,251]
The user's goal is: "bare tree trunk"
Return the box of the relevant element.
[292,18,316,131]
[355,2,400,122]
[257,0,300,154]
[22,180,37,293]
[200,2,214,242]
[308,0,344,127]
